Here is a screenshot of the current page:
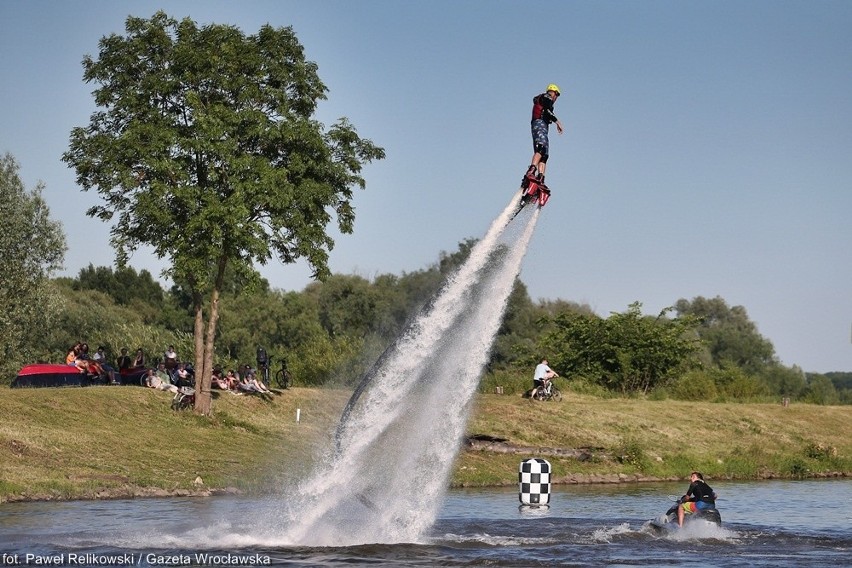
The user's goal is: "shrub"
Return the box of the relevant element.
[615,437,649,472]
[712,367,768,400]
[669,370,717,401]
[803,442,838,460]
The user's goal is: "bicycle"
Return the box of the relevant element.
[171,386,196,410]
[531,379,562,402]
[274,358,292,389]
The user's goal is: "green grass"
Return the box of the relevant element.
[457,392,852,485]
[0,386,350,501]
[1,386,849,501]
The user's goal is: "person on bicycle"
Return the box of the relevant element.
[532,358,559,398]
[523,83,564,190]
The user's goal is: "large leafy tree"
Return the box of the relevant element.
[674,296,776,373]
[62,12,385,413]
[0,154,67,381]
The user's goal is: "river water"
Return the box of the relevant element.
[0,479,848,566]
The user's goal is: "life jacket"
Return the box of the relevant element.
[531,93,557,123]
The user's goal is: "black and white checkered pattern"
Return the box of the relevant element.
[518,458,551,505]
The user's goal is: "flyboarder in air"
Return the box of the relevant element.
[522,83,564,191]
[510,83,564,220]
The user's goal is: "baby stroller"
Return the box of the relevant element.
[171,386,195,410]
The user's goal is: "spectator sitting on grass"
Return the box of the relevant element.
[91,345,118,384]
[155,362,171,385]
[237,367,271,395]
[174,362,193,387]
[163,345,178,372]
[92,346,107,363]
[65,343,94,374]
[224,370,240,391]
[244,364,272,394]
[145,368,178,393]
[132,348,146,368]
[212,367,229,390]
[116,348,132,372]
[65,343,81,366]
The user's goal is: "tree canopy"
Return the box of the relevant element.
[4,237,849,404]
[0,154,66,379]
[675,296,776,373]
[62,12,385,413]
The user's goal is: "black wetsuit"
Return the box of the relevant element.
[685,479,715,505]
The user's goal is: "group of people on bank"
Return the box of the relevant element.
[209,364,273,395]
[65,342,273,397]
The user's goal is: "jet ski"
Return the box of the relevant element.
[645,497,721,533]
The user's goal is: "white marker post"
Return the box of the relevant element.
[296,408,301,423]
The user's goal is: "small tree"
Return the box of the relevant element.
[0,154,67,380]
[63,13,384,413]
[541,302,702,394]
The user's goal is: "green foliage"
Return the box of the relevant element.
[783,457,810,478]
[615,437,650,472]
[289,333,363,386]
[491,286,594,371]
[823,371,852,390]
[802,375,840,405]
[675,296,776,373]
[74,264,164,307]
[803,441,838,460]
[5,178,849,408]
[32,285,193,369]
[63,12,385,282]
[668,369,718,401]
[761,364,807,398]
[317,274,380,338]
[61,12,384,411]
[713,366,769,401]
[0,154,67,382]
[540,302,703,394]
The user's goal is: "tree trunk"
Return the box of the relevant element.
[199,285,221,413]
[192,256,227,416]
[192,292,210,415]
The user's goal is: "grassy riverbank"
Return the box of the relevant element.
[1,386,849,502]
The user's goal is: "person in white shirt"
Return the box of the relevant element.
[532,358,559,398]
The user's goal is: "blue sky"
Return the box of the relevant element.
[1,0,850,373]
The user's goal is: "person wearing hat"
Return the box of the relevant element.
[523,83,564,190]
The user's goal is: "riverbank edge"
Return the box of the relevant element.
[2,469,848,504]
[3,388,851,504]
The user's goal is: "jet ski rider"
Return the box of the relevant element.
[678,471,717,527]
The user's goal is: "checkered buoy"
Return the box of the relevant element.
[519,458,551,506]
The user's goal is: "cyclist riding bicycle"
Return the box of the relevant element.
[532,358,559,398]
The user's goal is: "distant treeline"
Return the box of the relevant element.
[5,240,850,404]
